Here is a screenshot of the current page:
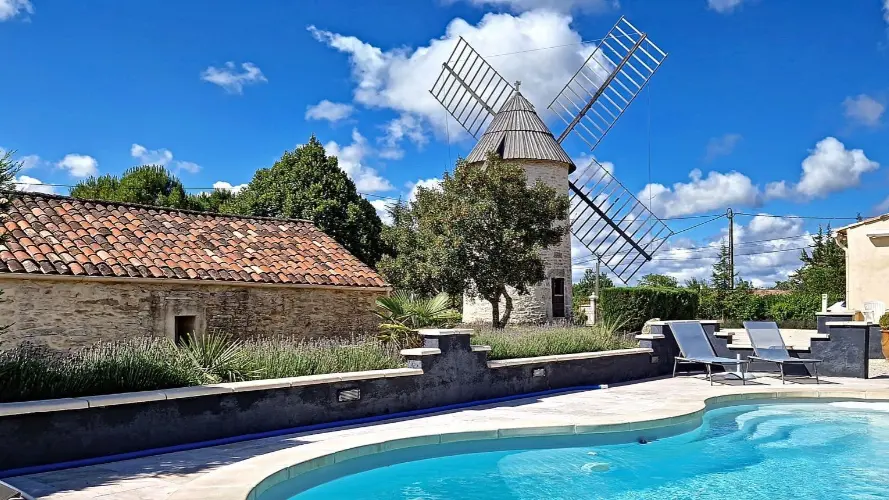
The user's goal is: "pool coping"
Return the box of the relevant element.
[164,385,889,500]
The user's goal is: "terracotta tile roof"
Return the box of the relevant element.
[0,192,388,288]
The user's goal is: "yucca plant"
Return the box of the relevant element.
[178,331,260,383]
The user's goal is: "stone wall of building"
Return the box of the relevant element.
[462,159,573,324]
[0,277,385,350]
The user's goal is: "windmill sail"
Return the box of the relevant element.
[549,16,668,151]
[548,16,672,284]
[570,157,672,281]
[429,37,515,139]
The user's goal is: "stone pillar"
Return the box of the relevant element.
[815,321,871,378]
[636,323,681,376]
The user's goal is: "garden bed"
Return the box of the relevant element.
[471,324,638,361]
[0,335,402,403]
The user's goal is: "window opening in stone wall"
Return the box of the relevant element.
[551,278,565,318]
[174,315,196,346]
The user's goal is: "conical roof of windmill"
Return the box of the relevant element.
[465,88,575,172]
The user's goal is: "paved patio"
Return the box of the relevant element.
[6,373,889,500]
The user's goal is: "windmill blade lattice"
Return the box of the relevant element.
[549,16,668,151]
[549,16,671,283]
[429,37,515,139]
[570,157,673,282]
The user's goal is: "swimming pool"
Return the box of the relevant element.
[258,402,889,499]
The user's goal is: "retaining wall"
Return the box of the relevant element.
[0,329,669,473]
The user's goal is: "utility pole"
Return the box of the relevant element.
[595,258,600,298]
[727,208,734,289]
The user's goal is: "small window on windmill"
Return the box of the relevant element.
[551,278,565,318]
[174,315,196,346]
[495,137,506,159]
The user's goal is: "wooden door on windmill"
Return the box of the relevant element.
[551,278,565,318]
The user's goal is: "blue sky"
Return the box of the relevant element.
[1,0,888,286]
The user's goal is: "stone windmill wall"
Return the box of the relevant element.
[461,88,574,324]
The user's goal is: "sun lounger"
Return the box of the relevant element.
[743,321,821,384]
[667,320,749,386]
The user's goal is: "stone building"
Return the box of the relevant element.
[0,193,389,349]
[461,88,574,324]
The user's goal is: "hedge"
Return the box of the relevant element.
[698,291,840,325]
[600,286,699,333]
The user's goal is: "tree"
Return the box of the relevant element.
[378,202,463,299]
[572,268,614,301]
[71,165,193,209]
[0,150,21,335]
[637,273,678,288]
[190,189,235,213]
[223,136,385,266]
[787,225,845,296]
[378,154,569,328]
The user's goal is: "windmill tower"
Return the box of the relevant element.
[430,17,672,324]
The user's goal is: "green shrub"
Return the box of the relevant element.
[472,320,636,360]
[880,312,889,330]
[600,287,699,333]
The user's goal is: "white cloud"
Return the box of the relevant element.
[794,137,879,199]
[18,154,43,170]
[620,213,811,288]
[875,195,889,215]
[305,100,355,123]
[707,0,746,14]
[325,129,394,193]
[130,143,201,174]
[212,181,248,194]
[406,177,443,202]
[639,169,761,218]
[455,0,617,14]
[14,175,56,194]
[309,10,597,140]
[379,114,428,160]
[200,62,267,95]
[0,0,32,21]
[56,154,98,178]
[704,133,742,162]
[884,0,889,26]
[176,161,201,174]
[131,143,173,166]
[764,180,791,200]
[843,94,884,127]
[370,199,394,225]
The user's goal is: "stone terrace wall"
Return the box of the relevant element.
[0,277,384,349]
[0,330,668,472]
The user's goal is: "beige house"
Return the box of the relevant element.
[0,193,389,349]
[836,214,889,313]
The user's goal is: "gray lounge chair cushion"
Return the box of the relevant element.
[743,321,822,363]
[667,321,746,364]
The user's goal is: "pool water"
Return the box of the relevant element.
[261,402,889,500]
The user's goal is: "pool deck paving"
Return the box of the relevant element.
[6,373,889,499]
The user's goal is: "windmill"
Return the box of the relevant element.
[429,16,672,323]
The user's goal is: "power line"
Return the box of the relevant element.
[734,212,859,221]
[572,231,814,266]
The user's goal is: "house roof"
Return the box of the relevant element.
[464,90,575,170]
[0,192,387,288]
[834,213,889,234]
